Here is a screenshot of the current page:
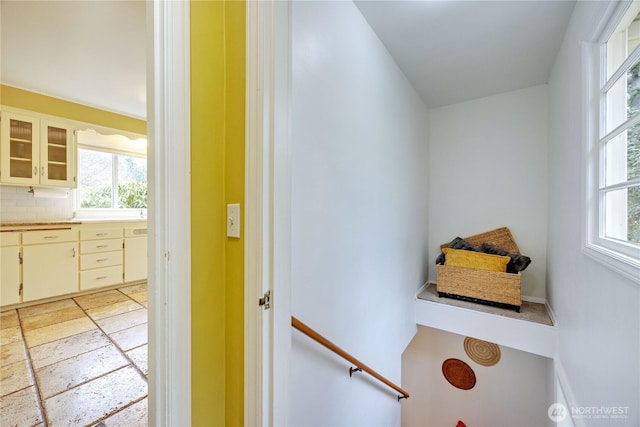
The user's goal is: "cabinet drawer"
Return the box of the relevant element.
[80,228,122,241]
[80,250,122,270]
[80,238,122,254]
[0,233,20,247]
[80,265,123,290]
[22,229,76,245]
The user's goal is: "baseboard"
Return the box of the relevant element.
[545,301,558,326]
[522,295,547,304]
[414,281,430,298]
[554,358,584,427]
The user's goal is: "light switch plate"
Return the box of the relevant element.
[227,204,240,238]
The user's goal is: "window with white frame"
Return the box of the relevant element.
[587,0,640,278]
[75,129,147,218]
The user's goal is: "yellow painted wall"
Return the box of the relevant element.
[224,2,246,425]
[190,1,245,425]
[0,85,146,135]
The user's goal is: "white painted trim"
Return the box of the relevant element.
[581,26,640,285]
[414,281,429,298]
[522,295,547,305]
[245,0,265,424]
[245,2,292,425]
[415,297,557,358]
[269,1,293,425]
[545,300,558,327]
[583,243,640,284]
[147,1,191,425]
[554,358,585,427]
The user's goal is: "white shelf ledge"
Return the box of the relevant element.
[415,284,557,358]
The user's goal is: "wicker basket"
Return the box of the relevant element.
[436,227,522,312]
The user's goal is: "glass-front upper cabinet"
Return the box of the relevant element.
[41,120,74,187]
[1,113,39,184]
[1,111,76,188]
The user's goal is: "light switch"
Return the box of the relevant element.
[227,204,240,238]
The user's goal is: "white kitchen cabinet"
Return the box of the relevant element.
[0,110,76,188]
[124,227,147,283]
[22,229,78,302]
[79,228,123,290]
[0,233,21,306]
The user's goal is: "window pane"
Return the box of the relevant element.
[630,186,640,243]
[604,186,640,244]
[605,122,640,186]
[117,154,147,208]
[78,149,113,208]
[605,72,628,133]
[605,59,640,133]
[606,3,640,80]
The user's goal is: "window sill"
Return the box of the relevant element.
[583,243,640,284]
[74,209,147,221]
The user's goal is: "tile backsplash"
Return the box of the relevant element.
[0,186,74,221]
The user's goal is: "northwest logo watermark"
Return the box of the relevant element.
[548,403,630,422]
[548,403,568,423]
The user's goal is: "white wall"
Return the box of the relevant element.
[0,185,73,221]
[402,326,553,427]
[290,1,429,425]
[428,85,549,300]
[548,2,640,426]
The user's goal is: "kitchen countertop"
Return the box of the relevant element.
[1,218,147,229]
[1,220,79,227]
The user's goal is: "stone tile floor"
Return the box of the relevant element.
[0,283,148,426]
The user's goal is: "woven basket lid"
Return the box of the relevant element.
[464,337,501,367]
[442,358,476,390]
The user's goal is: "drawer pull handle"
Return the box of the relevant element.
[73,248,76,258]
[96,258,108,262]
[44,236,59,239]
[96,245,108,248]
[96,233,108,236]
[96,276,107,280]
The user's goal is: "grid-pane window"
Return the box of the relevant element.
[599,3,640,250]
[75,129,147,216]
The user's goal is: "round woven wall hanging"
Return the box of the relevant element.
[464,337,501,367]
[442,358,476,390]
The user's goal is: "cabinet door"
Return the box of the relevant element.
[0,246,21,306]
[23,242,78,302]
[124,236,147,282]
[0,112,40,185]
[40,120,75,188]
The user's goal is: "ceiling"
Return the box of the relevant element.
[355,0,576,108]
[1,1,146,119]
[0,1,575,117]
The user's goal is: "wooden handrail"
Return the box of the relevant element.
[291,316,410,400]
